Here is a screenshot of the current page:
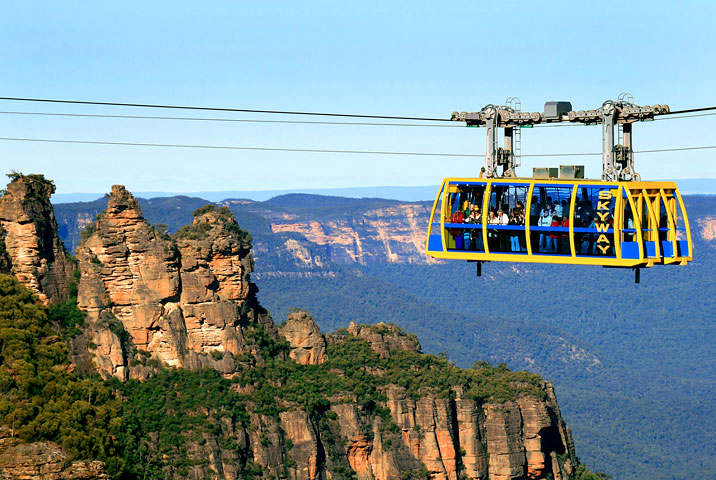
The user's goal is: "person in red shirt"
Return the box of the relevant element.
[560,216,570,254]
[549,215,560,253]
[450,210,465,249]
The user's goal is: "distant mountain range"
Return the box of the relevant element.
[50,178,716,204]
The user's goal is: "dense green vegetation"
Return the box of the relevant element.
[235,328,547,422]
[116,369,261,479]
[0,275,123,468]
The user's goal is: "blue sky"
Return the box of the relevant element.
[1,1,715,193]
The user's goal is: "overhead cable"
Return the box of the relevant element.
[2,95,713,123]
[0,136,481,157]
[0,108,713,131]
[0,135,714,157]
[0,96,452,122]
[654,111,716,121]
[660,106,716,115]
[0,110,461,128]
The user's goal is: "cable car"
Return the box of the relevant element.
[426,178,692,269]
[425,98,693,281]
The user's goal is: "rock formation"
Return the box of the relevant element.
[0,428,109,480]
[0,174,73,303]
[280,310,327,365]
[0,227,11,274]
[698,216,716,242]
[346,321,422,357]
[76,186,277,380]
[0,178,586,480]
[231,352,575,480]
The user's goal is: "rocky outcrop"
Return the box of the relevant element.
[330,403,424,479]
[280,310,327,365]
[698,216,716,242]
[76,186,276,380]
[0,428,109,480]
[346,321,421,358]
[0,174,73,303]
[0,227,11,274]
[368,383,573,480]
[174,205,255,358]
[230,322,573,480]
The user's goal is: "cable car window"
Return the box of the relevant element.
[669,191,686,241]
[532,185,573,255]
[574,186,617,257]
[642,194,657,240]
[620,192,636,242]
[444,184,486,251]
[486,184,527,253]
[658,197,669,243]
[465,185,486,252]
[430,184,443,228]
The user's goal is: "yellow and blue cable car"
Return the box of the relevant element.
[426,178,692,270]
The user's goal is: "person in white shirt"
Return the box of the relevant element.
[538,209,552,252]
[497,209,509,225]
[486,209,498,251]
[497,209,509,250]
[554,201,563,218]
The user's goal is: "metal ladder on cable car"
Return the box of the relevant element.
[617,92,634,147]
[505,97,522,170]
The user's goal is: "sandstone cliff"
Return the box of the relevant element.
[0,174,73,303]
[698,216,716,243]
[75,186,277,380]
[215,195,440,275]
[0,428,109,480]
[280,310,328,365]
[345,321,422,358]
[265,203,435,265]
[173,320,577,480]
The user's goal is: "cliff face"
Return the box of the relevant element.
[0,174,73,303]
[171,325,576,480]
[265,203,436,266]
[180,322,576,480]
[76,186,277,380]
[0,428,109,480]
[698,216,716,243]
[212,196,440,275]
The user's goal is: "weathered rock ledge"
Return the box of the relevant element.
[0,428,109,480]
[0,174,73,303]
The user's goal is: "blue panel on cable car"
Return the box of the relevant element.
[621,242,640,259]
[428,234,444,252]
[661,241,674,257]
[645,241,657,258]
[678,240,689,257]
